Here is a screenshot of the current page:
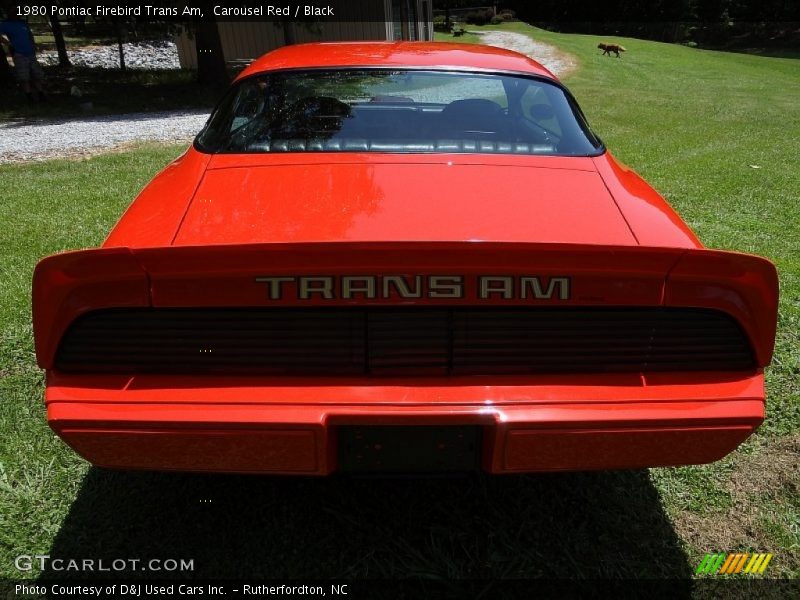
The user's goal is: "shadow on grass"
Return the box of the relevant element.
[43,468,693,581]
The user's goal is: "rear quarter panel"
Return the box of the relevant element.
[593,152,703,248]
[103,147,210,248]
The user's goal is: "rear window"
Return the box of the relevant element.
[195,69,603,156]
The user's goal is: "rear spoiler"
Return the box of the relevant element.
[32,242,778,369]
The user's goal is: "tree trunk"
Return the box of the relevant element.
[282,21,297,45]
[48,14,71,67]
[194,17,228,86]
[115,20,126,70]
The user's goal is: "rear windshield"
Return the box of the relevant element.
[195,69,603,156]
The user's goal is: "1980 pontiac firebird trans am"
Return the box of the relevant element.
[33,42,779,475]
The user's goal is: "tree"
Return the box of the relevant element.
[48,4,71,66]
[193,15,228,86]
[435,0,483,29]
[282,20,297,45]
[273,17,322,45]
[113,17,125,70]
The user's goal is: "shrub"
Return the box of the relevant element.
[465,8,494,26]
[433,15,450,32]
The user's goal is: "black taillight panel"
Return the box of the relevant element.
[55,307,755,375]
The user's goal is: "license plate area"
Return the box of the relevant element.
[337,425,481,473]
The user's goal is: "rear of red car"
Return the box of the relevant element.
[33,239,777,474]
[31,43,779,474]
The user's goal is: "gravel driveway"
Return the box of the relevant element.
[2,40,205,164]
[478,31,577,77]
[0,110,209,164]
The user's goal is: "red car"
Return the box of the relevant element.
[33,42,778,475]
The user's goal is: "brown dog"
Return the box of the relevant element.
[598,43,626,57]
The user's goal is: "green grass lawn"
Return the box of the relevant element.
[1,24,798,582]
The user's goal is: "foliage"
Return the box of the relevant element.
[491,0,799,47]
[465,9,495,26]
[433,15,451,32]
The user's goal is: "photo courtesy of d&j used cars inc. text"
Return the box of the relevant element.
[0,0,797,598]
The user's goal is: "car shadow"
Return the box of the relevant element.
[41,467,693,583]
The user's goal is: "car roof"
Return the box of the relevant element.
[236,41,558,81]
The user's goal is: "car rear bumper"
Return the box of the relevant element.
[45,371,765,474]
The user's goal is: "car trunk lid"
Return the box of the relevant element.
[172,157,637,246]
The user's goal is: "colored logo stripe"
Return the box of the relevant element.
[719,554,737,574]
[755,553,773,574]
[696,554,724,574]
[710,553,726,573]
[696,553,773,575]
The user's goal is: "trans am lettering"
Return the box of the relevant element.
[254,276,570,301]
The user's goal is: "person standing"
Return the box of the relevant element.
[0,14,46,102]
